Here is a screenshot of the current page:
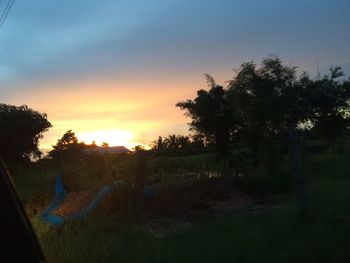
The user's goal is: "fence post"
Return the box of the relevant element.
[135,150,147,208]
[288,129,308,221]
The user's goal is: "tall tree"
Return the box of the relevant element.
[52,130,78,150]
[176,75,236,155]
[164,134,179,150]
[177,135,191,149]
[49,130,83,164]
[227,57,308,170]
[190,133,206,149]
[151,136,167,150]
[303,67,350,150]
[228,56,304,145]
[0,104,52,163]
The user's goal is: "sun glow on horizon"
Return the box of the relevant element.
[77,130,133,148]
[11,78,197,151]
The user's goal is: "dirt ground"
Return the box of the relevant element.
[53,191,95,216]
[50,178,255,225]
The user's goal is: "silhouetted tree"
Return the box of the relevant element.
[176,75,237,156]
[101,142,109,147]
[177,135,191,149]
[53,130,78,149]
[151,134,202,153]
[49,130,84,164]
[151,136,167,150]
[164,134,179,150]
[0,104,52,164]
[302,67,350,151]
[227,56,307,172]
[134,145,146,152]
[228,57,305,142]
[190,133,206,149]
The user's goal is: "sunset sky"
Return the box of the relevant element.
[1,0,349,150]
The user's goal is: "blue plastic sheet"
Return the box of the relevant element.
[40,177,116,226]
[40,177,156,226]
[40,176,66,225]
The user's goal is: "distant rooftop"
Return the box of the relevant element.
[84,146,130,154]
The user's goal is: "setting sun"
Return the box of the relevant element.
[76,130,133,148]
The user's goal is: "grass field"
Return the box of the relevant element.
[12,142,350,262]
[29,178,350,263]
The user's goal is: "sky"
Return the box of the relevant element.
[1,0,349,150]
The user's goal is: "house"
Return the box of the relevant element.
[84,146,130,155]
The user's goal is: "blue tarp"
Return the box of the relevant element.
[40,176,117,226]
[40,176,156,226]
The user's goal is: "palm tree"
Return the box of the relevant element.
[164,134,179,150]
[151,136,167,150]
[177,135,190,149]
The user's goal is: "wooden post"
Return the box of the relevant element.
[288,129,308,221]
[135,150,147,208]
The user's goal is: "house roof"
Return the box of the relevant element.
[84,146,130,154]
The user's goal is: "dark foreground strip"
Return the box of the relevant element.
[0,158,46,262]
